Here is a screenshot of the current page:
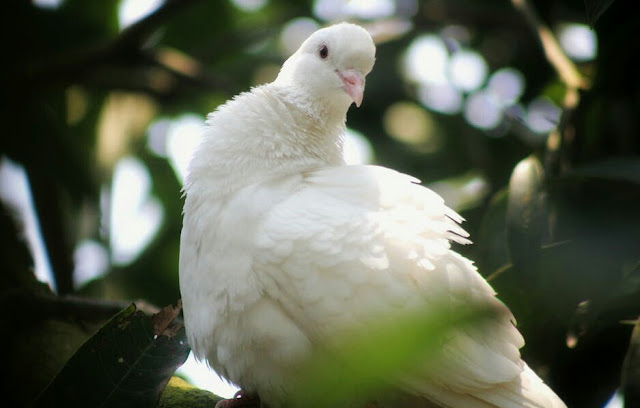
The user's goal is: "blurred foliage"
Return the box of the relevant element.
[1,0,639,407]
[157,376,221,408]
[291,303,498,408]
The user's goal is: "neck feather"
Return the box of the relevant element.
[184,83,348,201]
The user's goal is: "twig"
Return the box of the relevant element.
[24,0,206,88]
[1,289,167,324]
[112,0,204,53]
[511,0,590,176]
[486,263,513,282]
[511,0,587,90]
[145,49,237,94]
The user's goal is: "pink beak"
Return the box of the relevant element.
[337,69,365,107]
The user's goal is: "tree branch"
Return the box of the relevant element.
[510,0,590,176]
[24,0,208,90]
[2,288,165,325]
[511,0,587,91]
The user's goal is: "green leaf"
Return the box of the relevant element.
[290,303,497,408]
[475,188,510,279]
[568,157,640,185]
[542,80,569,107]
[506,155,547,280]
[33,303,190,408]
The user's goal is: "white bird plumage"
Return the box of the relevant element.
[179,22,566,408]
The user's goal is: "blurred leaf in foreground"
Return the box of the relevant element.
[33,302,190,408]
[291,302,498,408]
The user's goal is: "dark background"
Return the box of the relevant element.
[1,0,639,407]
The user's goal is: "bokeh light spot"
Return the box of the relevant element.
[344,128,374,164]
[73,240,109,288]
[166,115,205,183]
[118,0,163,30]
[448,50,488,92]
[177,353,239,398]
[231,0,268,13]
[66,86,89,125]
[464,90,502,130]
[0,157,54,289]
[108,157,164,265]
[314,0,395,21]
[417,83,463,114]
[280,18,320,57]
[558,23,597,61]
[148,114,204,184]
[344,0,395,19]
[97,92,158,171]
[32,0,63,9]
[383,101,441,152]
[526,97,561,133]
[487,67,525,106]
[428,172,490,212]
[604,391,623,408]
[403,35,449,85]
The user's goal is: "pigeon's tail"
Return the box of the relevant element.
[468,363,567,408]
[401,363,567,408]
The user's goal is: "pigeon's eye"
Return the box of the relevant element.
[319,45,329,59]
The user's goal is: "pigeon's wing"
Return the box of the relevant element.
[252,164,564,408]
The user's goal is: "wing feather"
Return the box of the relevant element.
[251,165,544,406]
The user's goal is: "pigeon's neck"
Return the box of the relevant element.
[270,83,350,127]
[185,84,347,201]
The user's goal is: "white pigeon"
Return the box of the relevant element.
[179,22,566,408]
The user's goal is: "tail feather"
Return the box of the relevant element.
[464,364,566,408]
[402,363,566,408]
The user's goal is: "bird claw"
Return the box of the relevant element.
[214,390,261,408]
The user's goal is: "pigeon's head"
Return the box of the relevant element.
[276,23,376,114]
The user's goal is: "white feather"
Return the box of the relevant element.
[179,22,566,408]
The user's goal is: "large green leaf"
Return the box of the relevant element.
[475,188,510,279]
[33,303,190,408]
[506,155,547,282]
[568,157,640,186]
